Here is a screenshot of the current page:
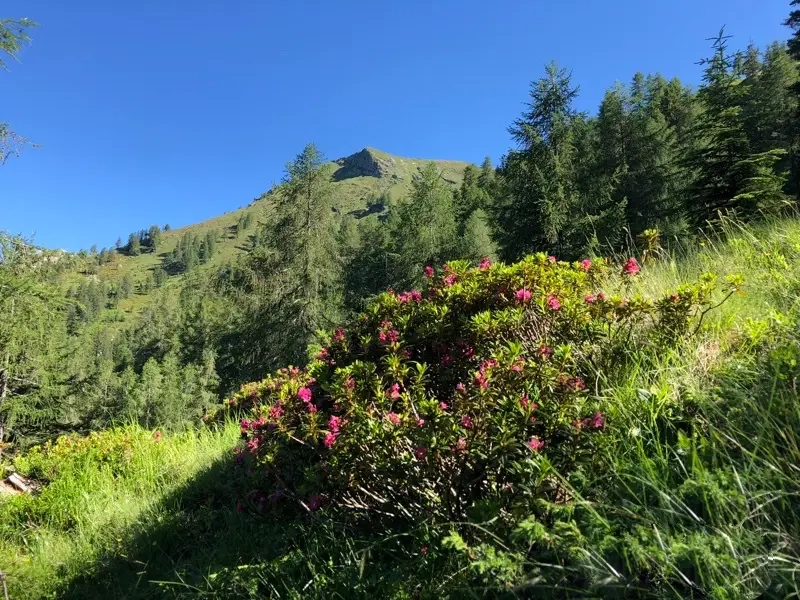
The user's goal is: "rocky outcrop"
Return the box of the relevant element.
[333,148,396,181]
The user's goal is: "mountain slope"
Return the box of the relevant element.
[93,147,470,316]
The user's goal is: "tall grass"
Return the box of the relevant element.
[2,216,800,599]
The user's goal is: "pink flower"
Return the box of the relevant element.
[568,376,585,392]
[424,265,435,278]
[526,436,545,452]
[548,255,557,263]
[580,259,591,272]
[479,257,492,271]
[439,402,449,411]
[547,294,561,311]
[317,347,330,361]
[328,415,343,433]
[443,273,457,287]
[520,395,538,411]
[417,418,425,427]
[240,419,251,433]
[344,377,356,391]
[597,291,607,301]
[592,411,605,429]
[269,403,285,420]
[246,436,262,455]
[460,415,474,429]
[515,288,532,303]
[473,372,488,390]
[297,387,312,403]
[623,257,641,276]
[455,382,466,394]
[511,357,525,372]
[414,447,428,460]
[332,328,346,343]
[307,403,318,413]
[441,354,453,366]
[454,438,467,452]
[323,432,338,448]
[537,345,553,359]
[386,412,401,426]
[585,294,597,304]
[420,544,429,555]
[387,383,401,399]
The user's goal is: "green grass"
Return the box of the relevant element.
[4,216,800,599]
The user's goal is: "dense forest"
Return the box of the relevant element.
[2,13,800,450]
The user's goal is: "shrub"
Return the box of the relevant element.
[226,255,735,527]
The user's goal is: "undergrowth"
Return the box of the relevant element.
[2,217,800,599]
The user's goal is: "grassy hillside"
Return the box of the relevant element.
[3,216,800,599]
[91,148,469,318]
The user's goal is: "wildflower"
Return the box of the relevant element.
[415,447,428,460]
[317,347,330,361]
[453,438,467,452]
[515,288,532,303]
[670,293,680,303]
[386,412,401,426]
[424,265,435,278]
[460,415,474,429]
[420,544,429,555]
[623,257,641,276]
[479,358,498,373]
[269,403,285,420]
[443,273,457,287]
[387,383,402,399]
[479,257,492,270]
[520,395,537,411]
[455,382,466,394]
[297,387,312,403]
[332,328,346,343]
[323,432,338,449]
[473,372,488,390]
[246,436,262,455]
[441,354,453,366]
[378,328,400,344]
[580,259,591,272]
[511,357,525,372]
[307,403,318,413]
[537,345,553,359]
[526,436,545,452]
[240,419,251,433]
[417,418,425,427]
[568,376,585,392]
[585,294,597,304]
[548,255,557,263]
[597,291,607,301]
[290,367,300,376]
[328,415,343,433]
[439,401,449,411]
[547,294,561,311]
[153,430,162,443]
[344,377,356,391]
[592,411,605,429]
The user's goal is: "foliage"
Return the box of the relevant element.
[226,256,728,529]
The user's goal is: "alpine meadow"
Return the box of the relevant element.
[4,3,800,599]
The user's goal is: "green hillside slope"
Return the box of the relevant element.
[91,148,469,317]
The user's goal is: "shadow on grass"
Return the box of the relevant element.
[56,456,442,600]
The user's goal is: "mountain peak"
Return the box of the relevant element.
[332,147,397,181]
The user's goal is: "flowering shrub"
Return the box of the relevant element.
[225,255,736,524]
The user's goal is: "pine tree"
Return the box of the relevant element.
[687,31,759,227]
[128,233,141,256]
[1,17,37,165]
[245,143,342,367]
[494,62,582,259]
[392,162,458,286]
[148,225,162,252]
[459,209,498,263]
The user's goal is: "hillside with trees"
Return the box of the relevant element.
[2,6,800,599]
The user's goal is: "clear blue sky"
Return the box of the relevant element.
[1,0,790,251]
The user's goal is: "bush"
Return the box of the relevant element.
[225,255,735,528]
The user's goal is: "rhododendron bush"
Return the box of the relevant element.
[225,255,733,524]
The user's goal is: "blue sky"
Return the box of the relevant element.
[1,0,790,251]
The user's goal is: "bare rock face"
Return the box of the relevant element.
[333,148,396,181]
